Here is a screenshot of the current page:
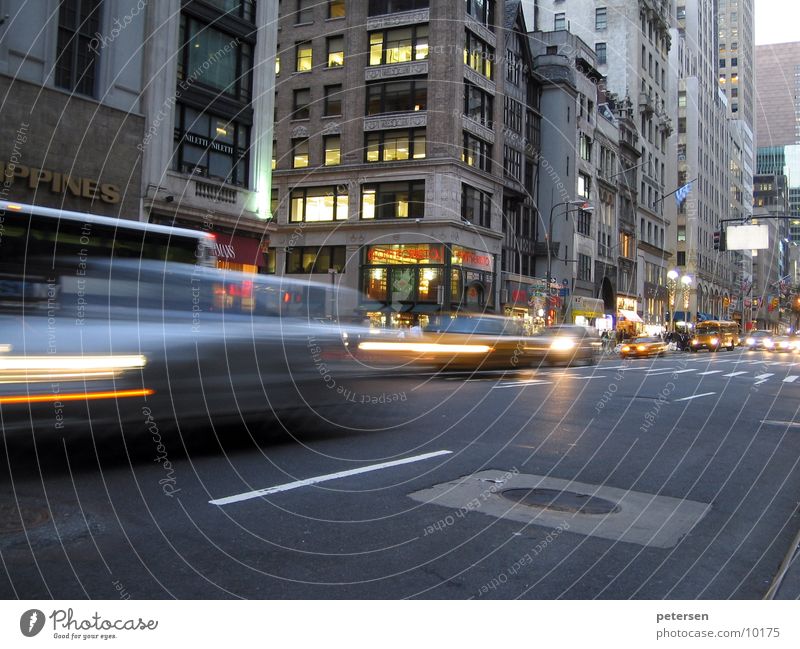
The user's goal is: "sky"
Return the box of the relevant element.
[752,0,798,46]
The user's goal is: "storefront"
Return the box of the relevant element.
[502,278,547,334]
[360,243,495,329]
[213,231,270,274]
[570,295,605,328]
[617,296,643,336]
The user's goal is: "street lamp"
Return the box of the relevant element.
[667,269,679,332]
[681,274,692,327]
[545,199,593,325]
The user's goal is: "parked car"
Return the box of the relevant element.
[620,336,668,358]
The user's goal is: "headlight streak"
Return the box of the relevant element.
[357,342,493,354]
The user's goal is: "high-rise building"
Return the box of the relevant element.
[718,0,755,126]
[270,0,545,326]
[755,41,800,147]
[535,0,677,331]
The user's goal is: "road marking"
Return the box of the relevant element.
[571,375,608,380]
[671,369,698,374]
[209,450,454,506]
[645,367,675,372]
[755,374,774,380]
[722,371,748,377]
[492,380,553,389]
[761,420,800,428]
[674,392,715,402]
[697,370,722,375]
[783,375,799,383]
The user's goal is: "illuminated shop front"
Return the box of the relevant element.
[616,295,643,335]
[360,243,495,328]
[502,278,548,333]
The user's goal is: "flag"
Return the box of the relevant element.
[675,181,692,206]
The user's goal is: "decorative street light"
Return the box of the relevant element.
[667,269,679,332]
[681,274,693,327]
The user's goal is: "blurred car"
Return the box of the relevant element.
[525,325,601,366]
[356,315,535,371]
[769,335,797,353]
[619,337,668,358]
[744,330,775,351]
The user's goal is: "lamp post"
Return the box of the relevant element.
[681,274,692,329]
[667,269,679,332]
[545,199,593,325]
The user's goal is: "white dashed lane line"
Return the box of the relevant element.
[673,392,716,402]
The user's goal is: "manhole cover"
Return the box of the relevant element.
[0,502,51,534]
[500,488,620,514]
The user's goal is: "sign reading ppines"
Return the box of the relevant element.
[3,162,121,204]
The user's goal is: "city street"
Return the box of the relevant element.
[2,348,799,599]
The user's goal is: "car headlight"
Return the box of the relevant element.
[621,345,630,352]
[764,339,774,347]
[746,337,755,345]
[692,339,699,345]
[710,337,719,345]
[781,341,790,348]
[637,345,646,351]
[550,338,576,352]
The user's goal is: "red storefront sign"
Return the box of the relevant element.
[214,232,267,267]
[366,244,444,264]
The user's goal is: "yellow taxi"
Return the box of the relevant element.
[620,336,668,358]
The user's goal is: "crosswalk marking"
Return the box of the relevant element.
[783,376,799,383]
[674,392,715,402]
[698,370,722,375]
[755,374,774,380]
[492,380,552,389]
[722,371,748,377]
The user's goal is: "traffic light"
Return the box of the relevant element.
[713,230,727,252]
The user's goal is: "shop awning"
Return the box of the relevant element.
[619,309,643,323]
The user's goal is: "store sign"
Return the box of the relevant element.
[367,244,444,264]
[451,245,493,271]
[214,233,264,266]
[3,162,121,203]
[184,133,235,156]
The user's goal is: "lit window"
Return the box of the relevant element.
[328,0,345,19]
[296,42,312,72]
[324,135,341,166]
[290,186,349,222]
[292,138,309,168]
[275,56,280,75]
[327,35,344,67]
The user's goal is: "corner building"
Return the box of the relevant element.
[270,0,543,325]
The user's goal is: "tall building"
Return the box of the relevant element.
[270,0,544,326]
[718,0,754,126]
[535,0,677,331]
[671,0,739,322]
[755,41,800,148]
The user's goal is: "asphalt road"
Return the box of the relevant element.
[2,347,800,599]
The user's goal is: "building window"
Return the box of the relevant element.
[506,49,519,85]
[578,172,591,199]
[369,25,429,65]
[579,133,592,162]
[578,254,592,281]
[462,185,492,228]
[464,30,494,79]
[595,42,607,64]
[275,56,280,75]
[327,35,344,67]
[296,42,313,71]
[554,12,566,30]
[677,250,686,266]
[366,129,426,162]
[678,90,687,107]
[504,146,522,181]
[290,186,349,222]
[596,7,607,30]
[504,96,523,134]
[324,135,341,165]
[286,246,346,274]
[328,0,345,19]
[368,0,429,16]
[55,0,101,96]
[174,104,249,187]
[465,0,494,26]
[292,139,309,168]
[366,78,427,114]
[361,181,425,219]
[205,0,255,22]
[463,133,492,172]
[324,84,342,116]
[293,88,310,119]
[296,0,314,23]
[464,82,493,127]
[178,15,254,102]
[577,209,591,236]
[719,58,726,68]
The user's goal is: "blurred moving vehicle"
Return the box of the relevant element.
[356,315,534,371]
[744,331,774,351]
[0,261,392,444]
[769,335,797,353]
[619,337,668,358]
[526,325,601,366]
[690,320,739,352]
